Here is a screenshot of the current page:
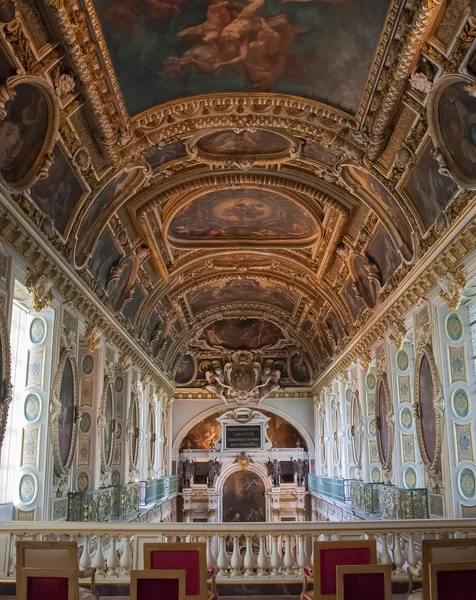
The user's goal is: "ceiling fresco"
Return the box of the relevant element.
[92,0,393,115]
[0,0,472,397]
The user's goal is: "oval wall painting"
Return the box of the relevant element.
[446,312,463,342]
[419,354,437,462]
[452,388,470,419]
[58,357,75,468]
[104,384,114,463]
[196,129,290,156]
[378,382,389,463]
[175,354,195,385]
[0,83,50,190]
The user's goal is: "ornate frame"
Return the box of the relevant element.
[0,304,12,451]
[147,399,157,476]
[128,387,140,472]
[50,348,80,477]
[428,74,476,190]
[350,389,363,470]
[413,344,444,492]
[99,376,116,473]
[375,372,394,481]
[0,75,60,193]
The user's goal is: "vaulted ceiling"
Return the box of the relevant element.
[0,0,468,390]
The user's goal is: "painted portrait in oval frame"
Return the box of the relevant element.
[100,377,116,473]
[51,349,79,476]
[375,373,394,478]
[0,76,60,193]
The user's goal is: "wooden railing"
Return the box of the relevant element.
[2,519,476,581]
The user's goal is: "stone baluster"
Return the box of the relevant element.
[206,535,216,568]
[119,536,132,576]
[217,536,229,576]
[243,536,255,577]
[79,535,92,572]
[92,535,105,575]
[230,536,242,576]
[107,535,119,576]
[283,535,295,575]
[406,533,418,570]
[310,534,317,566]
[380,533,392,566]
[296,535,308,573]
[393,532,405,573]
[257,535,269,576]
[270,535,281,575]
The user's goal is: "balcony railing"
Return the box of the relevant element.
[3,519,475,581]
[349,480,429,519]
[308,475,348,503]
[68,484,140,522]
[142,475,179,507]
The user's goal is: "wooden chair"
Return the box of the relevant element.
[418,538,476,600]
[429,562,476,600]
[16,541,96,599]
[336,564,392,600]
[143,542,217,600]
[130,569,186,600]
[18,567,78,600]
[301,539,377,600]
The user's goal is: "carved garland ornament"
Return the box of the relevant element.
[350,388,363,471]
[0,307,13,452]
[375,372,394,483]
[50,348,80,477]
[413,343,444,493]
[99,376,117,473]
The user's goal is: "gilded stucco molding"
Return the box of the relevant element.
[368,0,444,161]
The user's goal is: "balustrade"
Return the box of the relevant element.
[2,519,476,582]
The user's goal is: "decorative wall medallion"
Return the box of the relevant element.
[21,427,39,467]
[111,470,121,486]
[79,412,92,434]
[370,466,381,483]
[401,433,415,463]
[404,467,417,489]
[368,417,376,437]
[446,312,463,342]
[452,388,470,419]
[396,349,409,372]
[77,437,90,466]
[460,504,476,518]
[367,393,375,413]
[29,317,46,345]
[24,394,41,422]
[458,467,476,500]
[51,349,80,477]
[368,440,379,463]
[400,407,413,430]
[76,471,89,492]
[52,497,68,521]
[397,376,411,403]
[366,372,376,391]
[81,354,94,376]
[454,423,474,463]
[19,473,37,504]
[345,388,352,402]
[27,350,44,387]
[448,345,467,384]
[80,378,93,407]
[115,376,124,393]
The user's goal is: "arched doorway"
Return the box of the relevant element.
[222,470,265,523]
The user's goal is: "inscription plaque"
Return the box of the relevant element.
[225,425,262,449]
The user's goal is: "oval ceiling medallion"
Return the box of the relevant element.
[166,188,320,248]
[446,312,463,342]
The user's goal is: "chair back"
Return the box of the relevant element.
[336,564,391,600]
[130,569,186,600]
[429,561,476,600]
[422,539,476,600]
[313,539,377,600]
[18,567,78,600]
[143,542,207,600]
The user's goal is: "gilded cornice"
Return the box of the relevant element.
[0,193,175,395]
[313,195,476,392]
